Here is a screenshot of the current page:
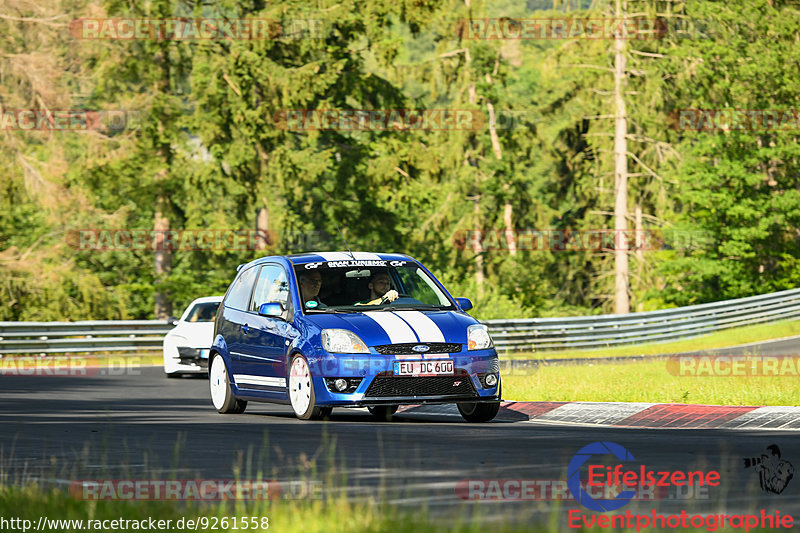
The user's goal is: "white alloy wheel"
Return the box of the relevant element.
[289,356,312,417]
[209,355,246,414]
[210,355,228,410]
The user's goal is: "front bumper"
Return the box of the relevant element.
[307,348,500,406]
[176,346,210,368]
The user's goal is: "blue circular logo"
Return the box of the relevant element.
[412,345,430,353]
[567,441,637,512]
[305,300,318,309]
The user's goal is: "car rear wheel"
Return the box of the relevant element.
[289,355,330,420]
[210,355,247,414]
[368,405,399,421]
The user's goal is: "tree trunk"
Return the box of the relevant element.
[154,194,172,319]
[613,0,630,314]
[256,204,269,251]
[504,201,516,256]
[472,196,484,287]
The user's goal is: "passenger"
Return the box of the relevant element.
[356,272,398,305]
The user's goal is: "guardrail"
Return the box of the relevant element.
[1,288,799,355]
[0,321,172,355]
[485,287,800,352]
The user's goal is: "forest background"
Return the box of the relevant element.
[2,0,799,321]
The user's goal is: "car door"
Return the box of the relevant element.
[219,265,259,374]
[233,263,294,396]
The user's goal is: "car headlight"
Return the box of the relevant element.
[467,324,493,350]
[321,329,369,354]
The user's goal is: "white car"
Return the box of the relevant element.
[163,296,223,377]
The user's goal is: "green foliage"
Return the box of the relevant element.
[1,0,799,319]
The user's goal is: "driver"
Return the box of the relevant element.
[298,270,326,308]
[356,272,399,305]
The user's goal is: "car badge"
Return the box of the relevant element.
[305,300,318,309]
[412,344,430,353]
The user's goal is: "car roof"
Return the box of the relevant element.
[286,251,413,265]
[189,296,224,304]
[236,252,415,272]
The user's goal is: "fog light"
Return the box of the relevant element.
[485,373,498,387]
[334,378,348,391]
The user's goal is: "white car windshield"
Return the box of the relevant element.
[185,302,219,322]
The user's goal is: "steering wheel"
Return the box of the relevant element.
[381,293,411,302]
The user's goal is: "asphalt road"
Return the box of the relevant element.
[1,366,799,526]
[696,334,800,357]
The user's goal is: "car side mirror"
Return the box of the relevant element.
[258,302,283,317]
[167,316,179,326]
[455,297,473,311]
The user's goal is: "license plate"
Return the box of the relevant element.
[199,349,210,359]
[394,360,454,376]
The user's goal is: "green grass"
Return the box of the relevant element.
[502,319,800,360]
[0,484,790,533]
[503,359,800,405]
[0,485,486,533]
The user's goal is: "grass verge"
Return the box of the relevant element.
[0,484,790,533]
[502,319,800,360]
[502,359,800,405]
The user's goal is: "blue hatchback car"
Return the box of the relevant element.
[209,252,501,422]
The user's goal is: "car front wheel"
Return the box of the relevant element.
[457,400,500,422]
[209,355,247,414]
[288,355,331,420]
[368,405,399,421]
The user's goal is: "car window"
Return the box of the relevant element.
[185,302,219,322]
[224,266,258,311]
[251,264,290,312]
[292,262,453,311]
[395,267,440,305]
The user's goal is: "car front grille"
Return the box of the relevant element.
[364,373,477,398]
[373,342,462,355]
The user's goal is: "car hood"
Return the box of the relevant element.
[303,309,476,346]
[165,322,215,348]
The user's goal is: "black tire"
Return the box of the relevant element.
[457,401,500,422]
[368,405,399,421]
[289,354,330,420]
[209,355,247,414]
[458,380,501,422]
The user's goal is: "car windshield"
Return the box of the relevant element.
[185,302,219,322]
[293,261,454,313]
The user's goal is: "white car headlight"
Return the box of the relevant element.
[321,329,369,354]
[467,324,493,350]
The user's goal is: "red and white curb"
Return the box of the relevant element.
[397,401,800,430]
